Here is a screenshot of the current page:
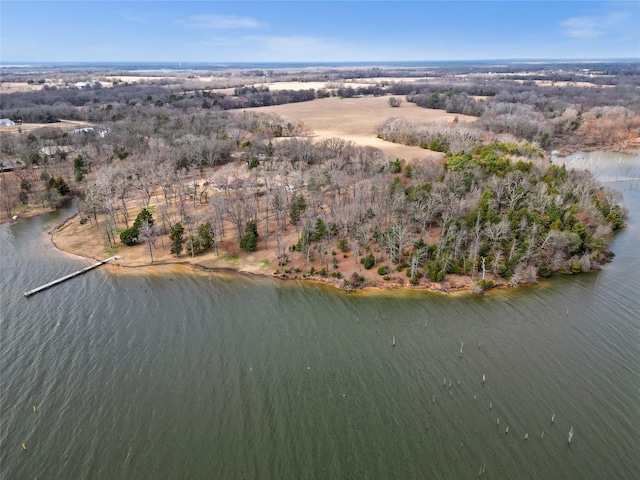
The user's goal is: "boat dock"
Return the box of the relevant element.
[23,256,119,297]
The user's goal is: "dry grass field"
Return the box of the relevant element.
[250,95,476,161]
[0,119,91,135]
[0,82,49,94]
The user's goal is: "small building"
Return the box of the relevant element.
[0,118,16,127]
[0,159,24,172]
[41,145,76,157]
[73,126,108,138]
[73,127,94,134]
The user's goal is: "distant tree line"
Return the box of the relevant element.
[4,63,638,152]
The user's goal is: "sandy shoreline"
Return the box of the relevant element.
[48,217,501,296]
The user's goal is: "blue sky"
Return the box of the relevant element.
[1,1,638,63]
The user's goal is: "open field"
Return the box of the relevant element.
[250,95,476,161]
[0,82,51,94]
[0,119,91,135]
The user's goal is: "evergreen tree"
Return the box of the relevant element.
[289,194,307,225]
[169,222,185,256]
[120,208,154,246]
[240,221,258,251]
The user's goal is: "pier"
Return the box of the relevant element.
[23,256,119,297]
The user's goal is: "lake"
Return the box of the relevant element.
[1,150,639,479]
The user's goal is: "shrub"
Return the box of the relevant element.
[248,157,259,169]
[120,227,138,246]
[377,265,390,276]
[428,137,449,152]
[389,158,403,173]
[362,253,375,269]
[403,164,414,178]
[476,279,496,291]
[428,265,446,282]
[46,177,70,196]
[537,263,552,278]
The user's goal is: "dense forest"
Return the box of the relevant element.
[1,62,635,291]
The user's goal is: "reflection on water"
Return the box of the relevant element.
[1,151,639,479]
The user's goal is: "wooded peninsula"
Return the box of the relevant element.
[1,62,636,293]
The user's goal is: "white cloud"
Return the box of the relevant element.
[178,14,262,30]
[561,16,603,39]
[561,11,632,39]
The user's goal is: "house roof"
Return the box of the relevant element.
[41,145,75,156]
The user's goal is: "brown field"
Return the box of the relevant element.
[0,82,50,94]
[0,119,91,135]
[210,77,427,95]
[250,95,476,161]
[253,80,397,91]
[533,80,614,88]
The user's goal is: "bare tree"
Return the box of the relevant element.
[139,219,157,263]
[388,96,402,108]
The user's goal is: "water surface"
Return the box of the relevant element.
[2,151,639,479]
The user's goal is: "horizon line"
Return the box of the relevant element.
[2,57,639,66]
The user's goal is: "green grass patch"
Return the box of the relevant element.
[221,253,240,265]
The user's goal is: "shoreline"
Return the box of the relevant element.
[49,221,503,296]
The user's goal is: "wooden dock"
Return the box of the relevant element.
[24,256,119,297]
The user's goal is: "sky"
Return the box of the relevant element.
[1,1,638,63]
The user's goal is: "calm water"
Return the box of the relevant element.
[1,151,639,479]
